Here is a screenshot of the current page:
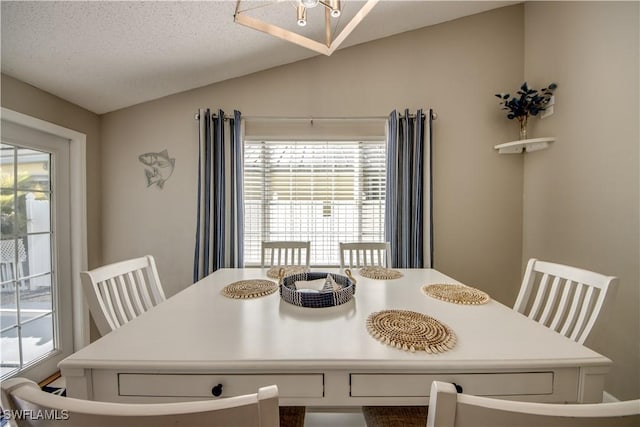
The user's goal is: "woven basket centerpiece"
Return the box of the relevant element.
[422,283,490,305]
[280,270,356,308]
[221,280,278,299]
[359,266,403,280]
[366,309,456,353]
[266,265,310,279]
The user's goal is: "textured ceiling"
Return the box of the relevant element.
[1,1,517,114]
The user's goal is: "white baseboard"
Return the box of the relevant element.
[603,391,619,402]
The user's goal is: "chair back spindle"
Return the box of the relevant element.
[513,258,616,344]
[81,255,166,336]
[339,242,391,269]
[261,241,311,268]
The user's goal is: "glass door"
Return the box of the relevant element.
[0,120,72,381]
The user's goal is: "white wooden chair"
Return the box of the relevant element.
[426,381,640,427]
[261,241,310,268]
[81,255,166,336]
[339,242,391,269]
[513,258,617,344]
[1,377,279,427]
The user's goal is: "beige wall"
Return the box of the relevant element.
[523,1,639,400]
[1,74,103,269]
[100,5,525,301]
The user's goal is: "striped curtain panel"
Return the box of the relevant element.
[194,109,244,282]
[385,109,433,268]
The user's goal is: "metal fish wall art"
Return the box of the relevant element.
[138,149,175,189]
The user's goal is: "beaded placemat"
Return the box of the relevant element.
[422,283,490,305]
[366,309,456,354]
[359,266,403,280]
[221,280,278,299]
[266,266,310,279]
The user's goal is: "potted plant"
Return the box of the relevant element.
[495,82,557,140]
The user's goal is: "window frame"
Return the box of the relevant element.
[243,137,387,267]
[1,108,88,382]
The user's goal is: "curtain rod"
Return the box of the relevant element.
[194,112,438,121]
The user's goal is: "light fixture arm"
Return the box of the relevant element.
[296,5,307,27]
[324,6,331,47]
[297,0,340,27]
[319,0,341,17]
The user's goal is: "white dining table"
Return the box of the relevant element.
[59,268,610,407]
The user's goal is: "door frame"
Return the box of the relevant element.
[2,107,88,353]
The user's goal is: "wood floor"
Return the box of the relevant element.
[305,410,366,427]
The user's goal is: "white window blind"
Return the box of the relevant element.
[244,140,386,266]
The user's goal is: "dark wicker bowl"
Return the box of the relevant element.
[279,270,356,308]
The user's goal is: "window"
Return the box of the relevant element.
[244,139,386,266]
[1,119,73,382]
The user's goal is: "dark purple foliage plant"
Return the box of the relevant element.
[495,82,557,120]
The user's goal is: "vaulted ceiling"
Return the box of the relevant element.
[1,1,517,114]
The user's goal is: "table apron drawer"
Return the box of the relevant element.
[350,372,554,397]
[119,373,324,398]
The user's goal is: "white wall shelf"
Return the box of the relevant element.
[494,137,556,154]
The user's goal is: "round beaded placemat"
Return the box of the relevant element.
[221,280,278,299]
[422,283,490,305]
[359,266,403,280]
[366,309,456,354]
[266,266,310,279]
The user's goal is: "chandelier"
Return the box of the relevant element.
[234,0,379,56]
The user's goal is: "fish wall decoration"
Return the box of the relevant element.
[138,149,175,189]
